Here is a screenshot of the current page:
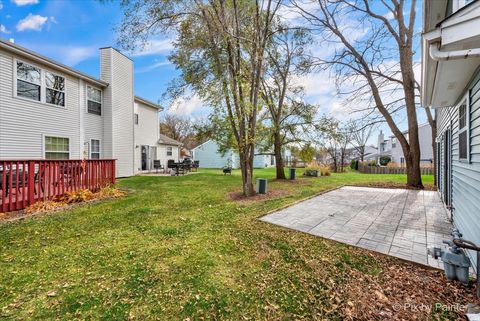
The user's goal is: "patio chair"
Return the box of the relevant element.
[223,166,232,175]
[153,160,164,173]
[192,160,199,172]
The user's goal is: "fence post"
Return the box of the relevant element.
[112,160,116,184]
[27,160,35,206]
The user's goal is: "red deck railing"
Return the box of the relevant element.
[0,159,116,213]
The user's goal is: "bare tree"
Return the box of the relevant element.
[292,0,425,188]
[118,0,280,196]
[261,26,315,179]
[338,125,352,172]
[160,114,193,144]
[349,119,375,162]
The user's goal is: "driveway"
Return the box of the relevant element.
[261,186,452,268]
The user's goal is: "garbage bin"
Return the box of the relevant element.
[256,178,268,194]
[289,168,296,180]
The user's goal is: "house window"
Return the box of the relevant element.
[167,146,173,156]
[134,113,139,125]
[90,139,100,159]
[45,136,69,159]
[391,137,397,148]
[16,61,41,101]
[45,72,65,106]
[458,98,469,161]
[87,86,102,115]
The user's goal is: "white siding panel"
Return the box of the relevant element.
[134,102,160,173]
[0,48,81,159]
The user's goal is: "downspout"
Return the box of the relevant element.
[430,42,480,61]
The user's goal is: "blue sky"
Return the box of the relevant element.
[0,0,426,143]
[0,0,181,113]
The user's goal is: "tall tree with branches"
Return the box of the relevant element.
[118,0,280,196]
[348,119,375,162]
[292,0,425,188]
[261,25,316,179]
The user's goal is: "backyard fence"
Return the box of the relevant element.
[358,163,433,175]
[0,159,116,213]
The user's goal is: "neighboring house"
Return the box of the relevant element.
[158,134,182,168]
[0,38,165,177]
[422,0,480,270]
[370,123,433,166]
[191,139,278,169]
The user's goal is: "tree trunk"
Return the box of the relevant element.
[274,133,286,179]
[240,147,255,196]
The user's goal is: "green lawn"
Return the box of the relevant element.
[0,169,449,320]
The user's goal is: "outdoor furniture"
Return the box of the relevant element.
[192,160,199,172]
[167,160,185,176]
[223,167,232,175]
[153,160,164,173]
[0,169,27,197]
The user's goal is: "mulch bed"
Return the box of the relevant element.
[228,189,289,203]
[343,258,478,320]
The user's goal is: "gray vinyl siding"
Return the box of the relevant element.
[0,48,81,159]
[437,68,480,271]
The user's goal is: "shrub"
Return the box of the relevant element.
[386,162,399,168]
[350,160,359,171]
[367,160,377,166]
[319,166,331,176]
[379,156,391,166]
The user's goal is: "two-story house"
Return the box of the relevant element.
[0,38,177,177]
[371,123,433,166]
[422,0,480,270]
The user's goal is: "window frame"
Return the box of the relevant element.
[458,92,470,162]
[43,134,71,160]
[45,70,66,107]
[166,146,173,156]
[13,59,68,109]
[86,85,103,116]
[90,138,101,159]
[134,113,139,125]
[14,59,42,102]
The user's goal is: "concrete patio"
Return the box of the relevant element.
[261,186,452,269]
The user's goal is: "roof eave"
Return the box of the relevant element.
[0,38,108,88]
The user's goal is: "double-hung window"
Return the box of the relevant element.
[134,113,139,125]
[90,139,101,159]
[458,97,469,161]
[87,86,102,115]
[16,61,41,101]
[45,72,65,106]
[167,146,173,156]
[45,136,70,160]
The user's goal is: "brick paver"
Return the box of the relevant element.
[260,186,452,269]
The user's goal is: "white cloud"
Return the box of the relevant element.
[132,38,174,56]
[168,95,204,116]
[136,60,171,73]
[0,24,10,34]
[0,1,3,10]
[12,0,39,6]
[59,46,96,66]
[16,14,48,31]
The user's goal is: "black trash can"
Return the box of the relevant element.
[256,178,268,194]
[289,168,296,180]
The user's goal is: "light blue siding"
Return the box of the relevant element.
[192,140,276,169]
[437,68,480,271]
[192,140,237,168]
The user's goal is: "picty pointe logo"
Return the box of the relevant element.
[392,302,468,313]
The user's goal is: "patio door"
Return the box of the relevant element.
[141,145,148,171]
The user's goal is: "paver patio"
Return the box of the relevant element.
[261,186,452,269]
